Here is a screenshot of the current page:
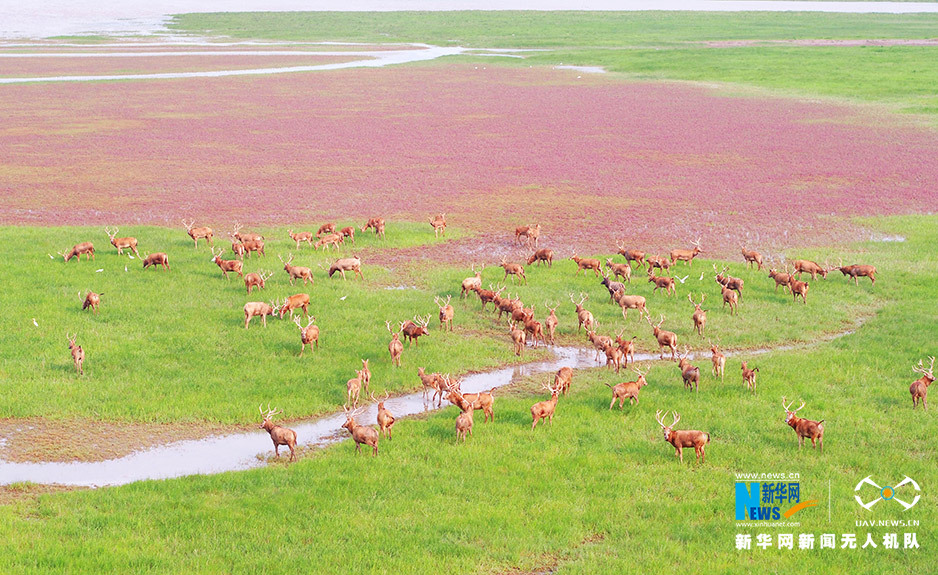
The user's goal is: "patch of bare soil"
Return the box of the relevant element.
[0,482,87,505]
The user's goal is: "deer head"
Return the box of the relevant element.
[781,397,806,424]
[655,409,680,441]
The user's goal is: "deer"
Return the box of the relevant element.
[647,269,675,296]
[793,259,827,280]
[570,293,596,333]
[474,284,498,310]
[451,387,474,443]
[314,233,343,251]
[911,356,935,410]
[678,347,700,393]
[324,256,363,280]
[741,361,759,394]
[834,259,877,286]
[527,248,553,267]
[602,339,625,373]
[401,315,431,346]
[418,367,444,406]
[210,247,243,280]
[523,315,546,349]
[494,290,518,321]
[647,254,671,274]
[360,359,371,394]
[615,334,637,367]
[782,397,824,452]
[259,405,297,462]
[714,265,744,298]
[509,322,527,356]
[721,285,739,316]
[67,333,84,376]
[587,329,614,362]
[387,321,404,367]
[555,366,574,396]
[244,270,273,294]
[606,367,649,408]
[244,300,279,329]
[688,293,707,336]
[182,219,213,247]
[288,229,314,249]
[515,223,541,247]
[788,276,809,304]
[461,389,495,424]
[58,242,95,262]
[142,252,170,270]
[429,213,447,238]
[361,217,385,238]
[670,238,702,267]
[228,233,246,260]
[342,405,379,456]
[460,264,483,298]
[768,268,792,293]
[232,223,263,244]
[373,392,395,439]
[509,299,533,325]
[346,369,365,407]
[605,259,632,283]
[655,410,710,464]
[81,291,102,314]
[339,226,355,244]
[531,379,561,430]
[279,254,314,286]
[571,252,602,277]
[293,316,319,355]
[241,238,266,258]
[600,273,626,302]
[613,291,648,322]
[279,293,310,319]
[316,222,337,238]
[500,256,527,285]
[435,295,455,331]
[104,227,139,256]
[647,315,677,361]
[709,340,725,382]
[741,246,764,270]
[544,302,559,345]
[615,241,645,268]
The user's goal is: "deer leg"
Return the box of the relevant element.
[274,445,280,458]
[676,447,683,463]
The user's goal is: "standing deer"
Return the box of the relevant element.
[278,293,310,318]
[342,405,379,456]
[240,238,266,258]
[58,242,95,262]
[544,302,559,345]
[647,315,677,361]
[461,264,483,298]
[782,397,824,452]
[600,274,626,301]
[452,387,474,443]
[523,314,546,349]
[228,233,246,260]
[741,246,764,270]
[793,259,827,280]
[647,255,671,274]
[605,259,632,283]
[459,388,495,424]
[768,268,792,293]
[81,291,102,314]
[104,227,139,256]
[418,367,445,407]
[387,321,404,367]
[834,259,877,286]
[721,285,739,316]
[509,322,527,356]
[288,229,314,248]
[714,265,744,297]
[615,241,645,268]
[614,291,648,321]
[293,316,319,355]
[500,256,527,284]
[709,340,725,382]
[347,370,365,407]
[314,233,343,251]
[232,223,263,244]
[325,256,363,280]
[429,213,447,238]
[911,356,935,410]
[647,269,675,296]
[615,334,637,367]
[142,252,170,270]
[741,361,759,394]
[474,284,498,310]
[570,293,596,333]
[361,217,385,239]
[401,315,431,346]
[788,276,809,304]
[316,222,337,238]
[606,367,649,408]
[531,379,561,430]
[670,238,703,267]
[259,405,297,462]
[244,270,273,294]
[280,254,314,286]
[655,410,710,464]
[435,295,455,331]
[688,293,707,336]
[554,366,574,396]
[360,359,371,394]
[571,252,602,277]
[527,248,553,267]
[515,224,541,247]
[374,392,396,439]
[182,219,213,247]
[339,226,355,244]
[677,347,700,393]
[210,247,243,280]
[67,333,84,375]
[244,300,279,329]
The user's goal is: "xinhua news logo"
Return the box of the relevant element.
[736,480,818,521]
[855,476,921,512]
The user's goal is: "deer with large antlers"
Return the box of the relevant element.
[445,377,495,424]
[741,361,759,394]
[428,213,447,238]
[709,340,725,382]
[461,264,483,298]
[527,248,553,267]
[316,222,336,238]
[834,259,877,286]
[606,367,649,408]
[361,217,385,238]
[244,270,273,294]
[531,378,562,430]
[182,219,213,247]
[647,269,675,296]
[293,316,319,355]
[401,315,431,347]
[571,252,602,277]
[509,322,527,356]
[67,333,84,376]
[615,241,646,269]
[494,290,518,321]
[740,246,764,270]
[342,405,379,456]
[782,397,824,452]
[81,291,102,314]
[515,223,541,247]
[544,302,559,345]
[655,410,710,464]
[142,252,170,270]
[605,259,632,283]
[373,392,395,439]
[259,405,297,462]
[387,321,404,367]
[58,242,95,263]
[688,293,707,336]
[788,276,809,304]
[347,370,365,407]
[793,259,827,280]
[911,356,935,410]
[210,247,243,280]
[279,293,310,319]
[104,227,139,256]
[499,256,527,285]
[244,300,279,329]
[570,293,596,333]
[714,265,744,297]
[647,315,677,361]
[586,329,614,362]
[435,295,454,331]
[279,254,314,286]
[288,229,314,249]
[678,347,700,393]
[324,256,363,280]
[670,238,703,267]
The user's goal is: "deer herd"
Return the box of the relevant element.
[51,220,919,468]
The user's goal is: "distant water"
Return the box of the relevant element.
[1,0,937,40]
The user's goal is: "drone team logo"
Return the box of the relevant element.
[854,476,921,511]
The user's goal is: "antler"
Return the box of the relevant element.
[671,412,681,427]
[260,270,274,281]
[692,238,701,248]
[385,320,396,333]
[913,356,936,376]
[181,219,194,231]
[615,239,625,250]
[259,403,281,420]
[655,409,667,427]
[633,366,648,378]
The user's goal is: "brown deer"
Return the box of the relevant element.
[293,316,319,355]
[342,405,379,456]
[605,259,632,283]
[655,410,710,464]
[259,405,297,462]
[418,367,444,406]
[600,274,626,302]
[142,252,170,270]
[606,367,649,408]
[279,254,314,286]
[316,222,337,238]
[361,217,385,239]
[373,392,395,439]
[527,248,553,267]
[346,369,365,407]
[460,264,483,298]
[67,333,84,375]
[714,265,744,296]
[768,268,792,293]
[647,315,677,361]
[741,246,764,270]
[670,238,702,266]
[244,270,273,294]
[523,314,546,349]
[741,361,759,394]
[325,256,363,280]
[314,233,343,251]
[544,302,559,345]
[688,293,707,336]
[387,321,404,367]
[721,285,739,316]
[647,254,671,273]
[59,242,95,262]
[515,223,541,247]
[616,334,637,367]
[228,233,246,260]
[461,390,495,424]
[793,259,827,280]
[615,241,645,268]
[244,300,279,329]
[834,259,877,286]
[911,356,935,410]
[570,293,596,332]
[232,223,263,244]
[782,397,824,452]
[788,276,809,304]
[531,379,561,430]
[435,295,455,331]
[104,227,139,256]
[474,284,498,310]
[509,322,527,356]
[428,213,447,238]
[288,229,314,249]
[340,226,356,244]
[647,269,675,296]
[571,252,602,277]
[614,291,648,322]
[182,219,213,247]
[495,290,518,321]
[602,340,625,373]
[677,347,700,393]
[210,247,243,280]
[279,293,310,319]
[401,315,431,346]
[241,238,266,258]
[555,366,574,396]
[709,340,725,382]
[81,291,102,314]
[500,256,527,284]
[360,359,371,394]
[452,391,474,443]
[587,329,614,362]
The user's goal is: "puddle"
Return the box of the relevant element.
[554,65,606,74]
